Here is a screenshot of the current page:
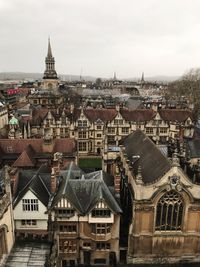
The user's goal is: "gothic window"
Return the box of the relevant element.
[155,191,184,231]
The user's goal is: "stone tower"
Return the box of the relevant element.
[42,38,59,90]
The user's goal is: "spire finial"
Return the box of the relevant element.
[47,37,53,58]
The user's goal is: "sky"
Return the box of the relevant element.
[1,0,200,79]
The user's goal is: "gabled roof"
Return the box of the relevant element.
[31,108,49,125]
[159,109,193,122]
[84,109,117,123]
[122,129,171,184]
[120,109,156,122]
[52,163,121,215]
[13,165,51,208]
[12,145,36,167]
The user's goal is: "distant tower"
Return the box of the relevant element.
[42,38,59,90]
[113,72,117,81]
[141,72,145,84]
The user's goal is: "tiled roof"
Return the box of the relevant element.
[84,109,117,122]
[12,145,36,167]
[120,109,156,121]
[31,108,49,125]
[53,138,76,154]
[159,109,193,122]
[0,139,43,154]
[122,129,171,184]
[0,139,76,155]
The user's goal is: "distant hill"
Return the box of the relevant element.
[0,72,96,82]
[0,72,180,83]
[125,75,180,82]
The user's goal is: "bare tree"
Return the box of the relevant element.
[166,68,200,120]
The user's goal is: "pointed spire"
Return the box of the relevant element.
[47,37,53,58]
[141,72,144,83]
[113,72,117,81]
[43,37,58,80]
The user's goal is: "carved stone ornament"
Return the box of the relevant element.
[168,175,183,191]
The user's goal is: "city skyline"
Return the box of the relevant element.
[1,0,200,78]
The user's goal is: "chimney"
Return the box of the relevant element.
[51,167,57,194]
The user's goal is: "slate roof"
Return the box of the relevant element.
[52,162,121,215]
[122,129,171,184]
[13,165,51,208]
[187,139,200,158]
[0,170,4,196]
[159,109,193,122]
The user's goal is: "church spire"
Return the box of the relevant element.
[43,38,58,80]
[141,72,144,83]
[47,37,53,58]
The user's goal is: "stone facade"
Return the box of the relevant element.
[117,130,200,264]
[0,167,15,265]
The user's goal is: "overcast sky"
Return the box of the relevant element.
[1,0,200,79]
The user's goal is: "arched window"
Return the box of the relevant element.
[155,190,184,231]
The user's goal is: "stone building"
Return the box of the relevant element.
[116,129,200,264]
[28,38,63,108]
[0,102,8,130]
[0,167,15,265]
[49,162,121,267]
[19,106,194,157]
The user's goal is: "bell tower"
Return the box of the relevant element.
[42,38,59,90]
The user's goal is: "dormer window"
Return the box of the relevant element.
[91,201,111,217]
[92,209,111,217]
[57,208,75,218]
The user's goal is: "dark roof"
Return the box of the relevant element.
[187,139,200,158]
[13,165,51,208]
[0,170,4,196]
[122,130,171,184]
[52,162,121,214]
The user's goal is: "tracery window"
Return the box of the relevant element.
[155,190,184,231]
